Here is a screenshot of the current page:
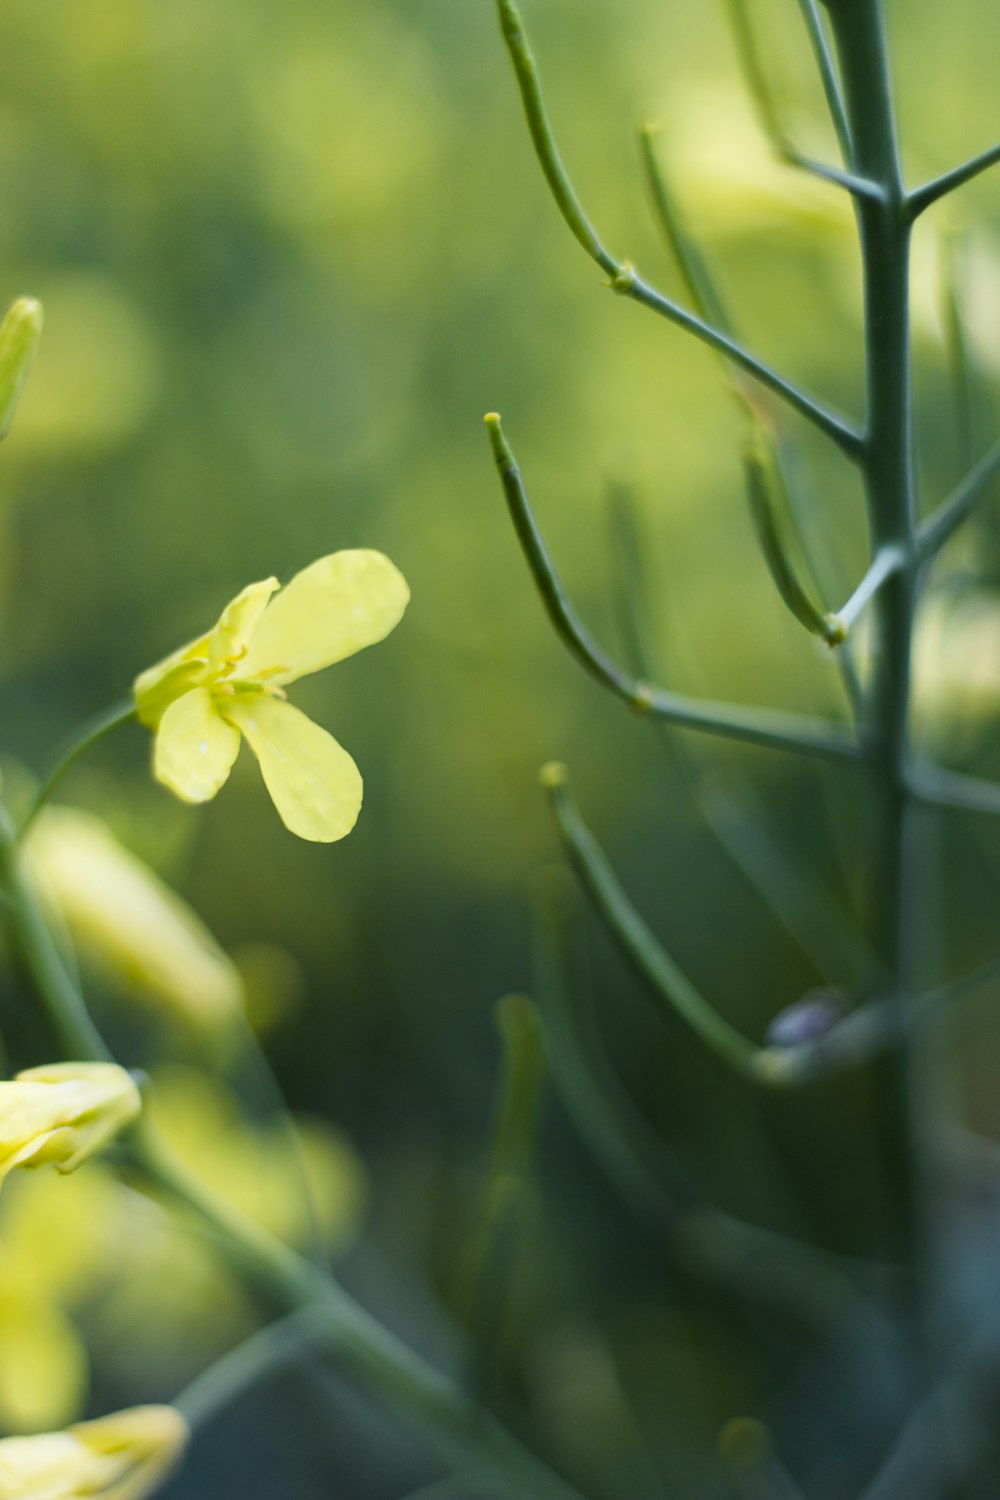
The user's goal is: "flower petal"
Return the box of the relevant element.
[208,577,279,672]
[154,689,240,805]
[224,696,362,842]
[133,640,211,729]
[240,550,409,685]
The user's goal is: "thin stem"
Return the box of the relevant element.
[616,272,863,456]
[176,1312,315,1429]
[941,226,976,475]
[0,806,111,1060]
[19,699,138,838]
[542,765,834,1088]
[496,0,863,456]
[485,415,864,763]
[637,124,729,330]
[743,423,845,645]
[834,544,905,633]
[701,782,880,989]
[917,433,1000,560]
[909,764,1000,817]
[794,0,853,165]
[723,0,858,183]
[908,139,1000,220]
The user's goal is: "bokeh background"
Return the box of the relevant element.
[2,0,1000,1495]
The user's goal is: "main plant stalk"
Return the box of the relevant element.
[825,0,921,1280]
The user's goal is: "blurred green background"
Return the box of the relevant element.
[3,0,1000,1494]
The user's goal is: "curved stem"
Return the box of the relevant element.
[496,0,863,457]
[485,416,864,763]
[19,699,138,839]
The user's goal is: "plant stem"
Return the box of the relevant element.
[824,0,922,1288]
[18,699,138,838]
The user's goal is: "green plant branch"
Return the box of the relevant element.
[723,0,862,192]
[794,0,853,165]
[700,782,880,988]
[743,425,845,645]
[485,415,863,763]
[540,764,772,1080]
[175,1311,316,1429]
[613,272,863,455]
[636,131,866,714]
[18,698,138,839]
[531,874,897,1333]
[941,226,976,475]
[496,0,863,457]
[834,544,905,633]
[917,433,1000,559]
[907,140,1000,220]
[909,764,1000,817]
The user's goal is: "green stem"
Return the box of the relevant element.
[485,415,864,763]
[0,806,111,1060]
[825,0,922,1283]
[19,699,138,838]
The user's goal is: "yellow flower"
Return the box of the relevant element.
[27,806,244,1031]
[134,549,409,842]
[0,1405,187,1500]
[0,1063,140,1186]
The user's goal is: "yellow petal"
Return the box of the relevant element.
[28,808,244,1030]
[239,549,409,684]
[208,577,279,671]
[132,640,211,729]
[0,1280,88,1434]
[224,696,362,841]
[153,688,240,804]
[0,1406,188,1500]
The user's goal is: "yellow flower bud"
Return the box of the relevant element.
[0,1405,188,1500]
[27,807,244,1031]
[0,1063,140,1186]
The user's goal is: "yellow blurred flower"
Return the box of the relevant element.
[657,83,852,245]
[133,549,409,841]
[0,1405,187,1500]
[27,806,244,1031]
[0,1168,125,1433]
[0,1063,140,1187]
[151,1065,367,1250]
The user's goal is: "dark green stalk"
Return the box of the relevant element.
[824,0,921,1281]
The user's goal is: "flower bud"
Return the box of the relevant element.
[0,297,43,441]
[0,1404,188,1499]
[0,1063,141,1186]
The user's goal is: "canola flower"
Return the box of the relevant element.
[0,1063,140,1187]
[134,549,409,842]
[0,1405,187,1500]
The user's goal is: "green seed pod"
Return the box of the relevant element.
[0,296,43,441]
